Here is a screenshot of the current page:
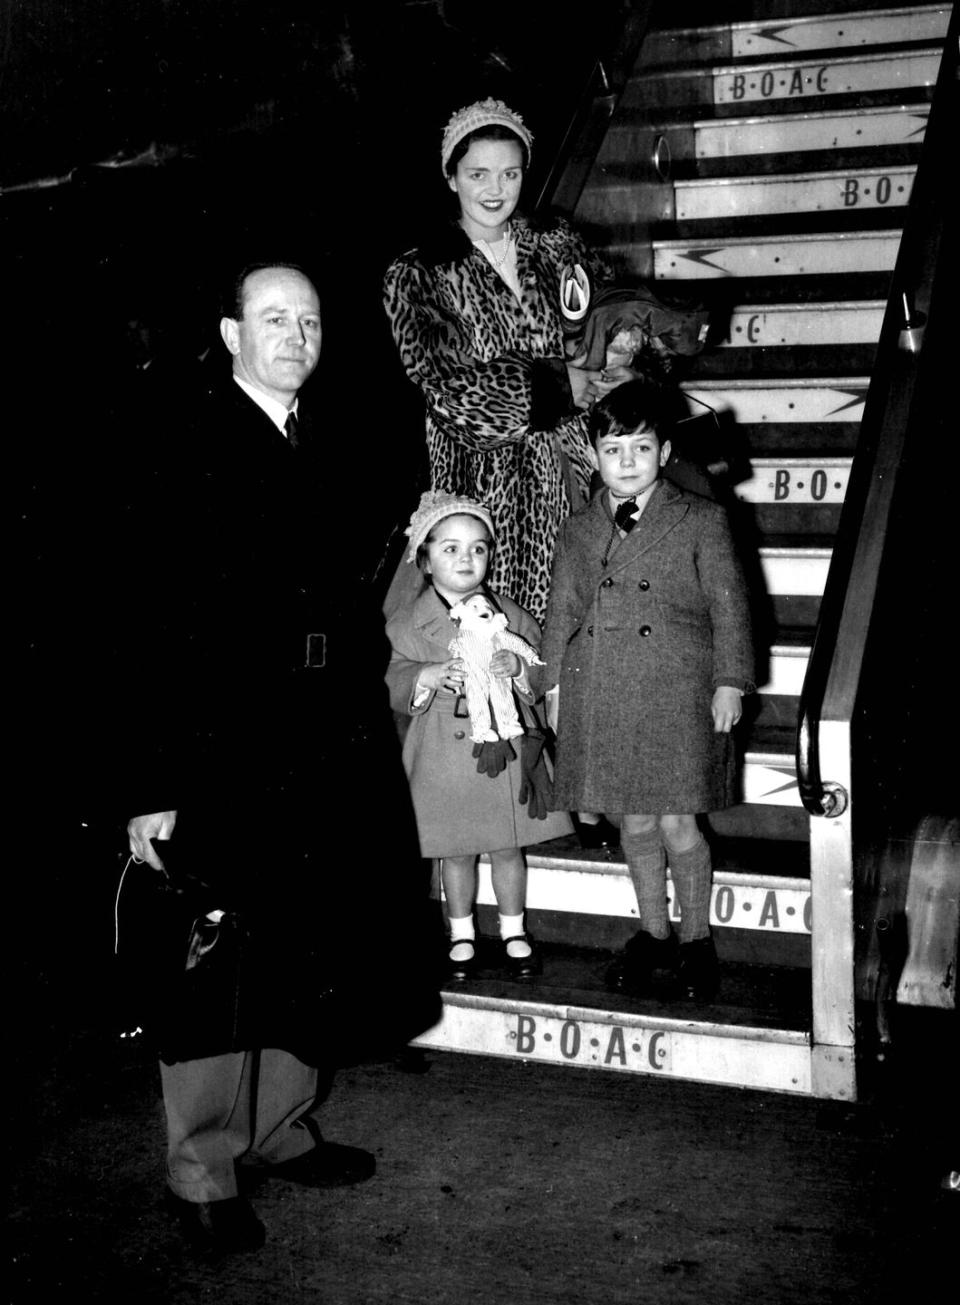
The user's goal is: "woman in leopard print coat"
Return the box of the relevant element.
[382,98,611,623]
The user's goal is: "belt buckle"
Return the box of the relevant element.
[305,633,326,668]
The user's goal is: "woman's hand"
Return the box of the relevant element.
[419,658,465,694]
[490,650,522,679]
[565,360,604,410]
[712,686,743,733]
[594,363,639,399]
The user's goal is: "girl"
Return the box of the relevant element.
[541,381,755,1000]
[385,491,573,981]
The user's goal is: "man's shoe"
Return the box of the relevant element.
[165,1190,265,1255]
[268,1140,376,1188]
[678,935,720,1001]
[605,929,677,995]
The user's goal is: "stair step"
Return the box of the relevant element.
[413,950,814,1093]
[644,5,950,65]
[683,375,867,423]
[687,104,927,161]
[717,300,883,348]
[760,640,812,692]
[674,163,915,220]
[649,229,900,279]
[601,105,929,181]
[733,456,851,504]
[477,850,811,933]
[626,48,941,112]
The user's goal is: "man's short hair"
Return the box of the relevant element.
[223,262,318,320]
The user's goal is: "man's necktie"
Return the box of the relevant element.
[284,411,300,448]
[614,498,638,533]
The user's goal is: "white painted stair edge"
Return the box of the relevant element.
[412,990,814,1093]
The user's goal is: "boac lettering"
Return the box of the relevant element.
[605,1027,627,1066]
[516,1014,536,1053]
[759,889,781,929]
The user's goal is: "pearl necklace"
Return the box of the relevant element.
[482,224,512,269]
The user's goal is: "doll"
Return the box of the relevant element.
[448,593,544,745]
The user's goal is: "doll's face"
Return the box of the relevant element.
[459,594,496,623]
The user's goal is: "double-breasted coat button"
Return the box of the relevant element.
[601,577,614,588]
[638,625,652,637]
[454,730,465,740]
[587,625,594,636]
[638,579,650,591]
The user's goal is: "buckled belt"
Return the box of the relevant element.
[305,633,326,668]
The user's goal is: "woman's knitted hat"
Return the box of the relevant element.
[405,490,495,563]
[440,97,534,175]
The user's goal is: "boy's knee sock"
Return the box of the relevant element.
[621,829,670,940]
[667,835,713,943]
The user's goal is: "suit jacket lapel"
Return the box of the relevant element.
[603,480,689,577]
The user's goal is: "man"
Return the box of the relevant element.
[123,262,438,1255]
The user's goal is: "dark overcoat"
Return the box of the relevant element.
[103,378,439,1064]
[385,585,573,857]
[540,481,755,814]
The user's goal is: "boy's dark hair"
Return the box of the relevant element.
[222,261,318,320]
[588,378,675,447]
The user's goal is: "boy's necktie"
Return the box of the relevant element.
[614,498,638,532]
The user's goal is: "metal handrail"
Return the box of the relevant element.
[533,1,654,218]
[796,12,956,817]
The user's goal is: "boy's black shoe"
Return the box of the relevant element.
[575,815,620,850]
[605,929,677,995]
[677,935,720,1002]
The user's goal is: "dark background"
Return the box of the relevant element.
[3,0,626,378]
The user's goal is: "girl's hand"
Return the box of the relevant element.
[419,659,465,694]
[490,650,521,679]
[712,686,743,733]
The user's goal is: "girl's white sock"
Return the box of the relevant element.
[448,914,475,962]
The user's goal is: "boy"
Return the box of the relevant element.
[541,381,754,999]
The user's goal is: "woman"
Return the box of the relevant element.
[383,97,616,624]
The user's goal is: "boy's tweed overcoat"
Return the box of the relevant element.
[541,481,755,814]
[386,585,573,857]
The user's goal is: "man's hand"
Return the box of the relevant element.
[127,811,177,870]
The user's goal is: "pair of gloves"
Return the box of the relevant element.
[470,722,553,820]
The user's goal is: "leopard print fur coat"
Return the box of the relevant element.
[383,214,607,622]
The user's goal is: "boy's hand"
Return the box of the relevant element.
[545,687,559,733]
[490,650,521,678]
[712,687,743,733]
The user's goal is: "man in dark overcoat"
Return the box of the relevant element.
[121,262,439,1255]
